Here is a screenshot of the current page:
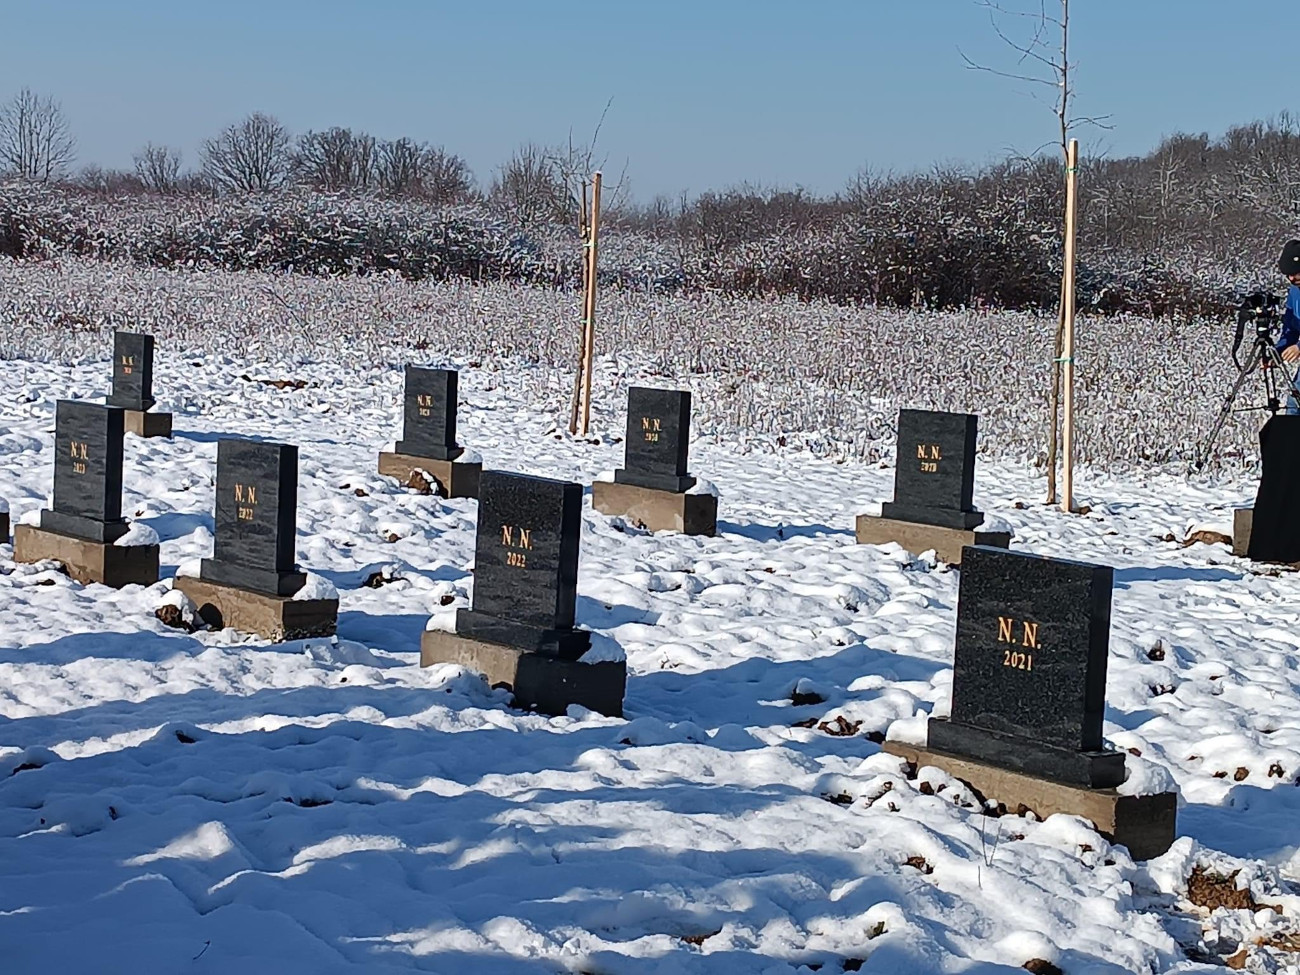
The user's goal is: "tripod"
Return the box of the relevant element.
[1194,325,1299,472]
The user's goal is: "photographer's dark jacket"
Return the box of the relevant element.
[1279,284,1300,352]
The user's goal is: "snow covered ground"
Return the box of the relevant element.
[3,348,1300,974]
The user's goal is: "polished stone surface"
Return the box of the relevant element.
[881,408,983,530]
[43,400,128,543]
[1247,415,1300,562]
[395,366,463,462]
[106,331,156,412]
[613,386,696,493]
[932,544,1122,787]
[200,439,305,596]
[456,470,586,656]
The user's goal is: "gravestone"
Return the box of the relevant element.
[456,471,588,657]
[1244,415,1300,563]
[884,544,1176,859]
[614,387,695,492]
[106,331,156,412]
[176,438,336,640]
[200,439,306,596]
[423,469,625,716]
[14,400,159,587]
[378,366,480,497]
[592,386,717,535]
[41,400,128,543]
[927,545,1123,787]
[396,366,463,461]
[881,409,982,529]
[856,408,1009,562]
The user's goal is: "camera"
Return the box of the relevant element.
[1238,291,1283,337]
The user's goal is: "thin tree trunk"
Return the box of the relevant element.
[1045,278,1065,505]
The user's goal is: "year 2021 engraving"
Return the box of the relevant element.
[997,615,1039,670]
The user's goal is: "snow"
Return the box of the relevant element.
[293,572,338,601]
[3,346,1300,972]
[113,520,160,547]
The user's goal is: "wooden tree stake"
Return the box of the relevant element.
[1061,138,1080,513]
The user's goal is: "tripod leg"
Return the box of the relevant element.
[1194,355,1258,471]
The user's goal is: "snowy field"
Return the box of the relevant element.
[3,272,1300,972]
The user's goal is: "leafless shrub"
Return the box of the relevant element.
[133,143,183,194]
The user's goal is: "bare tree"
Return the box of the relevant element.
[0,88,76,181]
[294,127,375,192]
[201,112,292,193]
[133,142,183,194]
[420,146,474,204]
[375,137,423,196]
[960,0,1108,505]
[489,142,567,228]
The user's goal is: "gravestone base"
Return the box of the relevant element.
[855,514,1010,564]
[174,575,338,642]
[592,480,717,536]
[377,451,481,499]
[123,409,173,439]
[882,740,1176,860]
[1233,507,1253,558]
[13,524,159,588]
[421,629,625,717]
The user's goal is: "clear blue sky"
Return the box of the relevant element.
[3,0,1290,199]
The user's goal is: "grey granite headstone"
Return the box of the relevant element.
[881,408,983,530]
[40,400,129,543]
[927,545,1124,787]
[106,331,156,412]
[455,470,589,658]
[613,386,696,493]
[199,439,306,596]
[395,366,463,461]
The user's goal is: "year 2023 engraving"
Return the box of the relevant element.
[416,393,432,418]
[70,440,89,475]
[916,443,941,473]
[234,483,257,522]
[501,524,533,568]
[641,416,661,443]
[997,615,1039,671]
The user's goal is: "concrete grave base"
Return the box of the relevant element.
[14,523,159,588]
[1233,507,1253,558]
[855,514,1010,564]
[378,451,481,498]
[174,575,338,642]
[883,740,1176,860]
[123,410,172,439]
[421,629,626,717]
[591,480,717,536]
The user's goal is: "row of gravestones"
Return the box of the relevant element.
[0,331,1178,859]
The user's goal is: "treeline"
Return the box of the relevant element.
[2,85,1298,317]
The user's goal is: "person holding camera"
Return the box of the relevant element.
[1278,240,1300,412]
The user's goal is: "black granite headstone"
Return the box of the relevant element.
[880,408,983,530]
[200,439,306,596]
[395,366,463,462]
[40,400,129,543]
[1246,415,1300,563]
[927,545,1123,787]
[613,386,696,493]
[455,470,589,658]
[106,331,156,412]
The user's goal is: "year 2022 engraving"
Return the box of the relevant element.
[234,483,257,522]
[501,524,533,568]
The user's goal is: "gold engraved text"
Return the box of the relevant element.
[501,524,532,567]
[917,443,941,473]
[996,615,1040,670]
[121,354,135,376]
[416,393,432,418]
[234,483,257,521]
[641,416,662,443]
[70,440,88,475]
